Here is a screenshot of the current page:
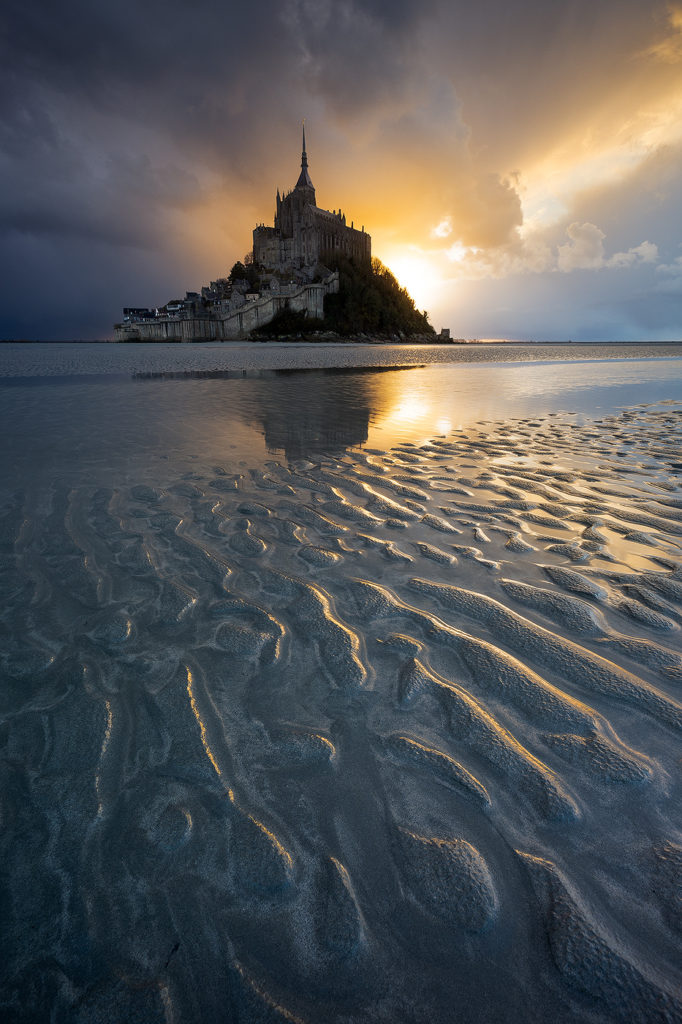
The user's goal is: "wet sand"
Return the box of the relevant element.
[1,355,681,1021]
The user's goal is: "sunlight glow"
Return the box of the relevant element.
[446,241,472,264]
[391,396,430,423]
[432,217,453,239]
[522,89,682,231]
[384,250,443,311]
[521,150,643,234]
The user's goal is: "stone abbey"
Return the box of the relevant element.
[253,126,371,273]
[114,127,362,341]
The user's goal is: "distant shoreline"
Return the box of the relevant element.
[2,338,682,346]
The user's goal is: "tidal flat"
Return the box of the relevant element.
[1,342,681,1023]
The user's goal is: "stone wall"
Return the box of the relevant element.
[311,208,371,266]
[254,199,370,273]
[114,273,338,342]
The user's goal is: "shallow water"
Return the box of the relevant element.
[1,340,681,379]
[2,343,682,484]
[1,343,681,1022]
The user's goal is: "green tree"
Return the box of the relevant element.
[321,255,434,336]
[229,261,247,283]
[229,258,262,290]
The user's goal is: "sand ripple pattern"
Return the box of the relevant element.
[1,405,681,1022]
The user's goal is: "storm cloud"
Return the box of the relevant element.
[1,0,681,338]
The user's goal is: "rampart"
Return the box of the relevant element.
[114,273,338,342]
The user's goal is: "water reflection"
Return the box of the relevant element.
[258,380,371,457]
[126,366,425,459]
[224,358,682,460]
[1,357,681,495]
[240,367,418,459]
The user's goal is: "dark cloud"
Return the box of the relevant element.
[286,0,428,120]
[0,0,680,338]
[0,114,202,247]
[428,0,674,166]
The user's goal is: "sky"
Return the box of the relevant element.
[1,0,682,340]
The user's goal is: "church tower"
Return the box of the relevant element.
[253,124,370,273]
[293,123,316,206]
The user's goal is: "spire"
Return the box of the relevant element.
[295,120,314,193]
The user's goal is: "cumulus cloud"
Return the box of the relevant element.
[557,222,605,271]
[444,235,553,280]
[607,240,659,267]
[461,173,524,248]
[557,222,658,273]
[441,221,659,283]
[656,254,682,275]
[422,171,524,257]
[431,218,453,239]
[654,254,682,292]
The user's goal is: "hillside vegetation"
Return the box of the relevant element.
[251,256,435,338]
[322,256,434,336]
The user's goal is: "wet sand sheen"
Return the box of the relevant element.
[1,400,681,1022]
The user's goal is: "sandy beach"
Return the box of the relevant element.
[1,344,680,1022]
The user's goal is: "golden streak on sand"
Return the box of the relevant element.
[186,666,228,789]
[186,666,291,868]
[95,698,113,817]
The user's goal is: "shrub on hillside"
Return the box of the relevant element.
[322,255,434,336]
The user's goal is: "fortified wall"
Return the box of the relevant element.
[114,274,338,342]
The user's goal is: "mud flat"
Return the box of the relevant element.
[1,375,681,1021]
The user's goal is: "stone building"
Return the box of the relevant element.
[253,127,371,273]
[114,126,349,340]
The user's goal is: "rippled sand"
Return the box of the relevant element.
[2,404,681,1022]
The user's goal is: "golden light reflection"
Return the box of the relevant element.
[373,388,460,444]
[388,395,430,424]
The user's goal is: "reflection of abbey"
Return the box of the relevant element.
[114,129,368,341]
[253,126,371,272]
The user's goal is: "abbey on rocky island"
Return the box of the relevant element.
[114,127,366,341]
[253,125,371,273]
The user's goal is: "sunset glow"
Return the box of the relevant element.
[4,5,682,1022]
[383,251,444,313]
[2,0,682,340]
